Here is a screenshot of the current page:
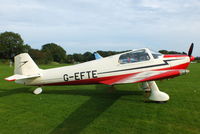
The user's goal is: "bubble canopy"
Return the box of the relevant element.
[118,48,163,64]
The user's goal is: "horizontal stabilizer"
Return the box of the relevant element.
[5,74,41,81]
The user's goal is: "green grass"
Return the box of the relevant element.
[0,63,200,134]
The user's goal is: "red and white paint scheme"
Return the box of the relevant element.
[5,44,195,102]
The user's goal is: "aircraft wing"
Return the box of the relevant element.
[5,74,41,81]
[99,69,188,85]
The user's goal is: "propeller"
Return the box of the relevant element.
[188,43,194,57]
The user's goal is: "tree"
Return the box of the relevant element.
[83,52,94,62]
[66,54,75,63]
[0,31,25,59]
[96,50,127,57]
[23,44,32,53]
[159,50,168,54]
[41,43,67,63]
[159,50,187,55]
[73,53,84,63]
[29,49,51,64]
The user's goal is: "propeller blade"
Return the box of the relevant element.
[188,43,194,57]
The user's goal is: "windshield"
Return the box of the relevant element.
[119,49,150,64]
[150,50,162,59]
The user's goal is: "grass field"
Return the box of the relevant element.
[0,63,200,134]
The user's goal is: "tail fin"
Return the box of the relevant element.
[14,53,40,75]
[5,53,41,81]
[94,52,103,59]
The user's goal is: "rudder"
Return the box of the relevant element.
[14,53,40,75]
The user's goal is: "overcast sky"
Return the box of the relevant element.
[0,0,200,56]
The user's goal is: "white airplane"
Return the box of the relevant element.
[5,44,195,102]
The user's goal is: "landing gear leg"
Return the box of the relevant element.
[148,81,169,102]
[33,87,43,95]
[141,82,151,92]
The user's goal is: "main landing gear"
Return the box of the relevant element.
[141,81,169,102]
[141,82,151,92]
[33,87,43,95]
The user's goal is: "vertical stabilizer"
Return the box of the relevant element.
[94,52,103,59]
[14,53,40,75]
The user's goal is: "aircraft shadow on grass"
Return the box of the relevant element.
[0,85,143,134]
[48,85,143,134]
[0,87,32,97]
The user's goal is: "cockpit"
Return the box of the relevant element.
[119,48,162,64]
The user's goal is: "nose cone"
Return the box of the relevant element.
[190,56,195,61]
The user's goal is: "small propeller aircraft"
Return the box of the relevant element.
[5,43,195,102]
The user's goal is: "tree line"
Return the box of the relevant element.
[0,31,126,64]
[0,31,197,64]
[0,32,67,64]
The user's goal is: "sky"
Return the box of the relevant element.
[0,0,200,56]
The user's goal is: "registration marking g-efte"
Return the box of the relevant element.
[63,70,97,81]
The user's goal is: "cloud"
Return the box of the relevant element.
[0,0,200,55]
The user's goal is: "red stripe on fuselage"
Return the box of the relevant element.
[134,70,181,83]
[162,54,190,69]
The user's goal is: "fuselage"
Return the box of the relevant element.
[18,48,192,86]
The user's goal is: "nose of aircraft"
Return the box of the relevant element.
[190,56,195,61]
[164,54,195,62]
